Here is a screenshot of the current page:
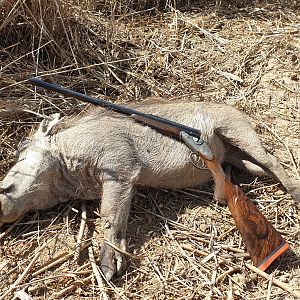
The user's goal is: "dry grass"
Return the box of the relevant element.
[0,0,300,299]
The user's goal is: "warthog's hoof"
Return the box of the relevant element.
[100,242,127,281]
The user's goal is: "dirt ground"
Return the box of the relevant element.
[0,1,300,299]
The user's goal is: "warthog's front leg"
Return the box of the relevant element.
[99,179,134,281]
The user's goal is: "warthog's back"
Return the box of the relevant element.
[54,101,233,190]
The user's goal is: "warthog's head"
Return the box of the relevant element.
[0,114,61,223]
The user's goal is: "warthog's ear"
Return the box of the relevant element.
[38,113,60,136]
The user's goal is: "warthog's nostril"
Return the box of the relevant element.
[0,184,14,194]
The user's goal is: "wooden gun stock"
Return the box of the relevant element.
[203,157,289,271]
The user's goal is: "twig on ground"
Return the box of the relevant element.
[216,266,241,284]
[245,263,300,298]
[266,273,274,300]
[103,240,145,260]
[33,242,91,277]
[50,275,93,299]
[0,217,23,240]
[74,201,87,261]
[176,10,228,49]
[88,246,110,300]
[165,223,211,281]
[180,243,209,257]
[32,252,73,277]
[13,290,33,300]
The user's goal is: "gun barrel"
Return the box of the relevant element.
[29,77,200,139]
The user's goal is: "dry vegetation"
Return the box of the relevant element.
[0,0,300,299]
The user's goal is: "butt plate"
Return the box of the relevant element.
[257,241,289,271]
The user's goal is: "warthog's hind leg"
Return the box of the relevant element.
[225,145,300,203]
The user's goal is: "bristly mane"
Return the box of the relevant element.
[49,98,189,136]
[49,106,129,135]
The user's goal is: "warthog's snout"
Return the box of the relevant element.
[0,190,22,223]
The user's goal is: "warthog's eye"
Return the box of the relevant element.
[15,138,31,158]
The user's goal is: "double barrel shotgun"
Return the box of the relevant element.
[29,77,289,272]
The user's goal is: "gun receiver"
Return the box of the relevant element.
[29,77,289,271]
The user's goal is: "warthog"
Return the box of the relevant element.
[0,101,299,280]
